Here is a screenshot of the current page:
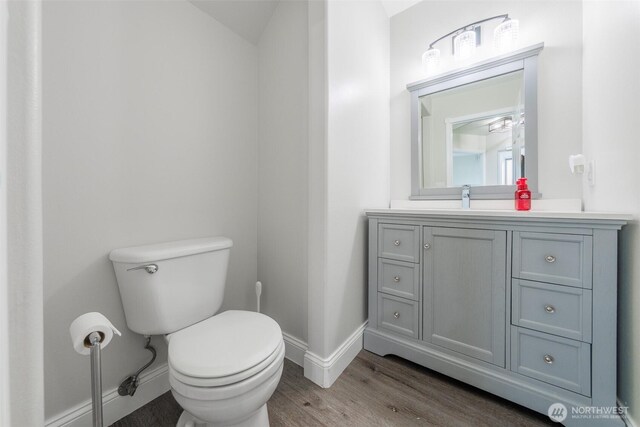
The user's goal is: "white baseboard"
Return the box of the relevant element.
[43,326,358,425]
[303,321,367,388]
[282,332,307,367]
[45,363,170,427]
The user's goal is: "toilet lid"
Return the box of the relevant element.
[168,310,282,382]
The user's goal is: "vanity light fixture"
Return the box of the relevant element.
[494,18,520,53]
[453,30,477,60]
[421,14,519,74]
[421,48,440,75]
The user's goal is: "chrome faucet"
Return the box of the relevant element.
[462,185,470,209]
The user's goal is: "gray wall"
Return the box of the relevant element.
[42,1,258,420]
[582,1,640,423]
[257,0,309,342]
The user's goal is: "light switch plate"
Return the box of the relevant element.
[587,160,596,186]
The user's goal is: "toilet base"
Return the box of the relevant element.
[176,404,269,427]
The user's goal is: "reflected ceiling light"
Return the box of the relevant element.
[489,116,514,133]
[421,14,520,74]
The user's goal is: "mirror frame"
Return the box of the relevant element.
[408,43,544,200]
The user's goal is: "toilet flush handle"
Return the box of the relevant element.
[126,264,158,274]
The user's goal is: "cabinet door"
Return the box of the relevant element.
[423,227,507,367]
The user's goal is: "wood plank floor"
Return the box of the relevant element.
[111,350,553,426]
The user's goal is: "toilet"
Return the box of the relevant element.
[109,237,284,427]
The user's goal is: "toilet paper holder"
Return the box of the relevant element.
[83,331,105,348]
[69,312,121,427]
[87,331,104,427]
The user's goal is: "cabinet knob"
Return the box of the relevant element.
[393,276,400,282]
[545,255,556,263]
[544,304,556,314]
[394,240,401,246]
[393,312,400,319]
[424,243,431,250]
[543,354,554,364]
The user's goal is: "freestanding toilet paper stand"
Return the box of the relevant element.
[69,312,120,427]
[87,331,104,427]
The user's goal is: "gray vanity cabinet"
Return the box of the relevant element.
[422,227,506,367]
[365,210,627,426]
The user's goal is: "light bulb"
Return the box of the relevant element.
[494,19,519,53]
[454,30,477,61]
[422,48,440,75]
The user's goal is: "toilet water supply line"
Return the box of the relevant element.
[118,336,157,397]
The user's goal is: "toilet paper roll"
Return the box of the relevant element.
[69,312,121,355]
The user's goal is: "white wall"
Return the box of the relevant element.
[258,0,309,343]
[582,1,640,423]
[42,0,258,421]
[6,1,44,425]
[0,1,8,422]
[306,0,328,365]
[391,1,583,200]
[319,0,390,357]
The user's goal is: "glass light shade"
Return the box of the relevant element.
[454,30,476,61]
[422,48,440,75]
[494,19,519,53]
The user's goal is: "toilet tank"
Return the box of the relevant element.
[109,237,233,335]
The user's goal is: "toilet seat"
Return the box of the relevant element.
[168,310,283,388]
[169,340,285,401]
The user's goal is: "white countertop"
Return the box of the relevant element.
[365,208,633,222]
[365,199,633,223]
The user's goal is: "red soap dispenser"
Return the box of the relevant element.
[515,178,531,211]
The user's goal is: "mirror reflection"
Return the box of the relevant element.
[420,70,524,189]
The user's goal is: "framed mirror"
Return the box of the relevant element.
[408,43,543,199]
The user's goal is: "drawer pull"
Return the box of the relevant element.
[544,304,556,314]
[543,354,554,365]
[393,312,400,319]
[393,276,400,282]
[424,243,431,250]
[545,255,556,263]
[394,240,401,246]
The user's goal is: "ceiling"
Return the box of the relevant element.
[189,0,280,45]
[189,0,422,45]
[380,0,422,18]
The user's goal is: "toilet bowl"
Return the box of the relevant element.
[167,311,284,427]
[109,237,283,427]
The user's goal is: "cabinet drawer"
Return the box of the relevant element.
[378,294,419,339]
[378,259,419,300]
[378,224,420,263]
[511,327,591,396]
[512,279,592,342]
[513,232,592,288]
